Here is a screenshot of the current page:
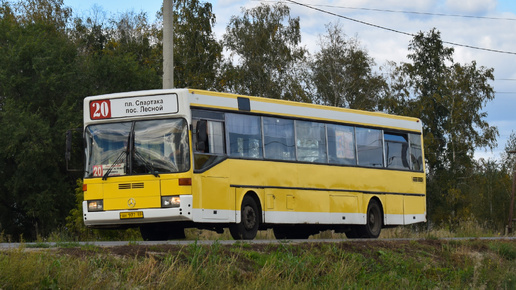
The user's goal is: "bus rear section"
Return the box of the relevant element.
[188,90,426,240]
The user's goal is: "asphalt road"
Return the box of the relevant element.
[1,236,515,250]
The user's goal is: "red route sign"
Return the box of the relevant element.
[90,100,111,120]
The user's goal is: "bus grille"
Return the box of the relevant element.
[119,183,145,189]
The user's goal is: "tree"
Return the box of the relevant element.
[501,131,516,171]
[468,159,511,230]
[0,0,77,240]
[387,29,497,174]
[311,23,386,110]
[153,0,222,90]
[0,0,171,240]
[385,29,498,224]
[71,10,162,96]
[222,3,309,101]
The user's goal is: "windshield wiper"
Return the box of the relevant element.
[134,150,160,178]
[102,150,127,180]
[103,127,133,181]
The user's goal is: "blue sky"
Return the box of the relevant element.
[61,0,516,160]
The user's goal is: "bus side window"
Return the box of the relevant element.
[327,124,356,165]
[384,132,410,170]
[196,120,208,153]
[193,119,225,171]
[356,128,383,167]
[207,121,225,154]
[409,134,423,172]
[226,113,263,159]
[296,121,327,163]
[194,119,225,154]
[263,117,295,161]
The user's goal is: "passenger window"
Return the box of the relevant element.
[385,132,410,170]
[356,128,383,167]
[226,113,263,159]
[296,121,327,163]
[409,134,424,172]
[263,117,295,160]
[328,124,356,165]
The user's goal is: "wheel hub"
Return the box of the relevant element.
[243,206,256,230]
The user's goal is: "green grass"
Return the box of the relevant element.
[0,239,514,289]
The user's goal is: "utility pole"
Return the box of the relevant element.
[163,0,174,89]
[506,150,516,234]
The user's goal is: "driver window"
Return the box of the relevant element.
[194,120,225,154]
[193,119,226,171]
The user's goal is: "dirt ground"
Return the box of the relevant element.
[56,239,466,261]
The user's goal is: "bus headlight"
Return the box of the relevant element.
[162,196,180,208]
[88,200,104,212]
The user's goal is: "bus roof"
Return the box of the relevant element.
[188,89,422,133]
[83,88,422,133]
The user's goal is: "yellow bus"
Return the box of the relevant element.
[80,88,426,240]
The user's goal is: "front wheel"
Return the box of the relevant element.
[230,195,260,240]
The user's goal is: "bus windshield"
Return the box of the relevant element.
[85,118,190,178]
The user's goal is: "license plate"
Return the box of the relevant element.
[120,211,144,219]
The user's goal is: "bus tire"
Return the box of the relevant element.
[355,199,383,238]
[230,195,260,240]
[344,226,360,239]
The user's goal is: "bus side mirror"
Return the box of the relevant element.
[66,130,73,160]
[66,128,83,172]
[196,120,208,153]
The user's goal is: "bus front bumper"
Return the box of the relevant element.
[82,195,193,227]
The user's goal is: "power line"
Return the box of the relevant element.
[261,0,516,21]
[285,0,516,56]
[309,4,516,22]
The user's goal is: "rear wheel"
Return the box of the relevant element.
[345,200,382,239]
[354,199,382,238]
[230,195,260,240]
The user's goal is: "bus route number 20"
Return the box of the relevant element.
[90,100,111,120]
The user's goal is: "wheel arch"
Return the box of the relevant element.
[242,190,263,223]
[367,196,385,227]
[234,188,263,223]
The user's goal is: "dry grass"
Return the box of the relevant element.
[182,219,514,241]
[1,238,514,289]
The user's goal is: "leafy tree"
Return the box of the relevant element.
[71,10,162,96]
[311,23,386,110]
[468,159,512,230]
[222,2,309,101]
[0,0,170,240]
[172,0,222,89]
[0,0,77,240]
[153,0,222,90]
[501,131,516,171]
[387,29,497,174]
[385,29,498,224]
